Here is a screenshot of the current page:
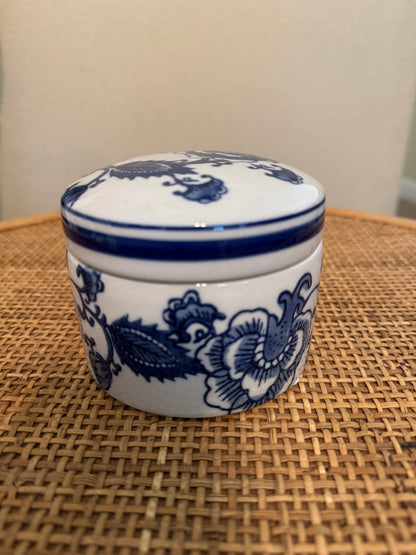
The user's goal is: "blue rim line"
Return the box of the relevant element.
[62,213,325,262]
[61,197,326,232]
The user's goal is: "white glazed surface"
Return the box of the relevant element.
[64,226,322,283]
[61,151,325,282]
[67,242,323,417]
[63,151,324,227]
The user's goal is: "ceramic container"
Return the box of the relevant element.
[61,150,325,417]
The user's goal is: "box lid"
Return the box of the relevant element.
[61,150,325,282]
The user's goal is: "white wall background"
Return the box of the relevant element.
[1,0,416,219]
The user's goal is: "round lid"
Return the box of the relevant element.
[61,150,325,282]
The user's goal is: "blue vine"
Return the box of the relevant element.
[72,264,317,413]
[62,151,304,208]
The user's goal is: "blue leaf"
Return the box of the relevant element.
[108,316,205,382]
[266,167,303,184]
[62,184,89,207]
[76,265,104,303]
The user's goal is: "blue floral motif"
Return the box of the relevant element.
[88,349,114,391]
[71,270,121,391]
[107,316,204,382]
[62,151,304,208]
[61,168,109,208]
[185,151,274,167]
[112,158,230,203]
[110,159,195,180]
[76,265,104,303]
[163,290,226,343]
[250,164,303,184]
[186,151,304,184]
[72,264,316,412]
[72,269,204,388]
[164,176,227,203]
[197,275,314,412]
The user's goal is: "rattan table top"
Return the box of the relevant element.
[0,209,415,555]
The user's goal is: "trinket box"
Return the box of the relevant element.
[61,151,325,417]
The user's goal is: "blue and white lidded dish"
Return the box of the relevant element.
[61,151,325,417]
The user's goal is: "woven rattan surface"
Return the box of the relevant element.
[0,210,415,555]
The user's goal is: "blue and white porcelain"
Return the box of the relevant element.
[61,151,325,417]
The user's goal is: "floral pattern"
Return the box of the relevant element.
[197,274,314,412]
[62,151,303,208]
[71,264,317,413]
[186,151,304,184]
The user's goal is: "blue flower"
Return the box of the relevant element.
[89,350,113,390]
[163,290,226,343]
[109,159,228,204]
[197,307,312,413]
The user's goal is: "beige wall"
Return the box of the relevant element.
[1,0,416,219]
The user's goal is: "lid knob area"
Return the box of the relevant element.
[61,151,325,282]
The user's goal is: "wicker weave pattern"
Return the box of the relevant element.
[0,213,415,554]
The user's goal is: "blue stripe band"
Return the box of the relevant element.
[62,212,325,262]
[61,197,326,231]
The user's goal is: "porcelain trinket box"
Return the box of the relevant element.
[61,151,325,417]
